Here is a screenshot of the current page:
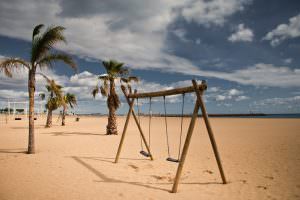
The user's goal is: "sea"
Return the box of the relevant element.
[208,114,300,119]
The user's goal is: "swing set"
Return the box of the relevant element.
[115,80,227,193]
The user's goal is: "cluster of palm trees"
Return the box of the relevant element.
[0,24,138,154]
[39,80,77,128]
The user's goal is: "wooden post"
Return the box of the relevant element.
[192,80,227,184]
[171,95,201,193]
[114,96,135,163]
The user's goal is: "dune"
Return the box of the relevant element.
[0,115,299,200]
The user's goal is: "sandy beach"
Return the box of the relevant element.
[0,115,299,200]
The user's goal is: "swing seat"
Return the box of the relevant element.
[140,150,151,157]
[166,157,179,163]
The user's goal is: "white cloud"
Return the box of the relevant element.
[208,87,219,92]
[195,38,201,45]
[236,95,249,101]
[0,89,28,100]
[0,1,299,89]
[263,14,300,46]
[69,71,98,87]
[216,95,226,101]
[254,96,300,106]
[228,88,242,96]
[228,23,254,42]
[191,63,300,87]
[181,0,251,27]
[0,0,255,79]
[283,58,293,64]
[172,28,190,42]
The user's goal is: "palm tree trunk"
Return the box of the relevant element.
[28,69,35,154]
[107,96,118,135]
[45,109,53,128]
[62,106,66,126]
[106,79,118,135]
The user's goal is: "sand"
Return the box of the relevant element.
[0,115,299,200]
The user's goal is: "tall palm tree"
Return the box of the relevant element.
[61,93,77,126]
[0,24,76,153]
[92,60,138,135]
[44,80,64,128]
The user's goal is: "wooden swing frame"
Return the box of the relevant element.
[114,79,227,193]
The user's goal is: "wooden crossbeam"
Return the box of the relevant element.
[127,82,207,99]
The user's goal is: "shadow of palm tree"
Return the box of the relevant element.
[0,148,27,154]
[44,132,107,136]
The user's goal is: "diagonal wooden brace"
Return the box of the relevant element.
[114,86,153,163]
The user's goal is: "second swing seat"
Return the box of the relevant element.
[166,157,179,162]
[166,157,179,163]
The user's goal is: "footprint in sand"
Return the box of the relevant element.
[128,164,139,172]
[264,175,274,180]
[151,175,174,182]
[256,185,268,190]
[203,170,214,174]
[151,175,167,181]
[239,179,247,184]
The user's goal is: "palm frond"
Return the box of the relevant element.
[32,24,44,40]
[46,80,64,106]
[31,26,67,64]
[46,96,63,110]
[102,60,110,72]
[92,87,99,98]
[118,68,129,76]
[100,86,108,97]
[39,93,45,100]
[64,93,77,108]
[38,53,76,70]
[99,74,109,81]
[120,78,128,84]
[128,76,139,83]
[0,58,30,77]
[101,59,125,77]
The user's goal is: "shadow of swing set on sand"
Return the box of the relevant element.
[70,156,223,193]
[114,79,227,193]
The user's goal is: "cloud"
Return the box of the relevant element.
[216,95,226,101]
[172,28,190,42]
[253,96,300,106]
[211,88,248,102]
[191,63,300,87]
[228,23,254,42]
[235,95,249,101]
[263,14,300,46]
[0,0,299,89]
[0,89,28,100]
[0,0,254,79]
[181,0,251,27]
[228,88,241,95]
[283,58,293,64]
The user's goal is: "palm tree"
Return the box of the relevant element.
[92,60,138,135]
[61,93,77,126]
[0,24,76,153]
[44,80,64,128]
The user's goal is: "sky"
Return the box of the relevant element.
[0,0,300,114]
